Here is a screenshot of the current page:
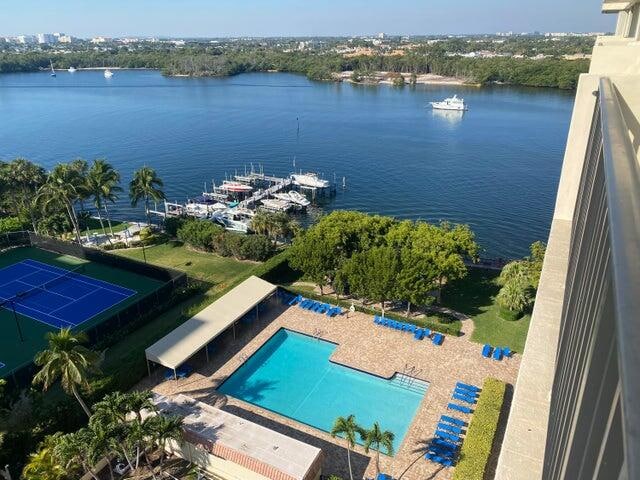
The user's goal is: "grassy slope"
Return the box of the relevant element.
[113,240,254,289]
[442,268,531,352]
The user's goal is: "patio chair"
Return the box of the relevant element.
[482,344,492,357]
[432,333,444,345]
[376,474,392,480]
[425,453,453,467]
[433,438,459,451]
[394,321,403,330]
[299,299,312,309]
[429,443,458,459]
[454,388,478,399]
[288,294,302,306]
[406,324,416,333]
[448,403,473,414]
[502,346,512,357]
[452,393,476,404]
[423,328,432,338]
[493,347,503,361]
[440,415,466,427]
[435,429,461,443]
[374,315,381,324]
[437,422,464,435]
[456,381,481,392]
[414,328,425,340]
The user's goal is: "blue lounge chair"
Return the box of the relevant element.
[401,323,409,331]
[423,328,432,338]
[425,453,453,467]
[376,474,392,480]
[326,306,339,317]
[454,388,478,399]
[316,303,330,314]
[176,364,193,379]
[435,430,460,443]
[493,347,503,361]
[502,346,512,357]
[482,344,492,357]
[429,444,457,459]
[414,328,425,340]
[406,324,416,333]
[456,381,481,392]
[453,393,476,404]
[394,321,403,330]
[299,299,312,309]
[432,333,444,345]
[441,415,466,427]
[448,402,473,414]
[433,438,459,451]
[437,422,464,435]
[288,294,302,306]
[374,315,382,324]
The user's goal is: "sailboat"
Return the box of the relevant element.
[49,60,56,77]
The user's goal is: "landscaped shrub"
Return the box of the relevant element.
[164,216,187,236]
[453,378,507,480]
[177,219,223,251]
[239,234,275,261]
[0,216,27,234]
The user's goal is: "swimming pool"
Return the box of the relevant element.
[218,329,428,451]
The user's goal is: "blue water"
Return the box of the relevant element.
[218,329,425,451]
[0,70,574,258]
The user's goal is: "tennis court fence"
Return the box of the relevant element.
[2,231,188,386]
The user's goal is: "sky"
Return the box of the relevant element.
[1,0,616,38]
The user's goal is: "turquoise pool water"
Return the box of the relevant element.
[218,329,427,451]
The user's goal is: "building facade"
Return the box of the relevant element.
[495,1,640,479]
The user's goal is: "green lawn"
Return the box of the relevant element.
[442,268,531,352]
[113,240,255,290]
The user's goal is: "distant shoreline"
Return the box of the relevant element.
[335,71,472,86]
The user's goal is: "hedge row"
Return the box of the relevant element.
[284,285,461,336]
[453,378,507,480]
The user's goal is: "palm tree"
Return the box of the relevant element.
[33,328,101,418]
[54,429,100,480]
[149,414,184,472]
[361,422,395,476]
[21,433,66,480]
[330,414,362,480]
[125,390,155,423]
[86,159,122,239]
[129,166,165,227]
[37,163,86,242]
[3,158,46,232]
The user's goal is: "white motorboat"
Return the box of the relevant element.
[185,197,227,218]
[68,66,77,73]
[291,172,330,189]
[104,69,114,78]
[429,94,468,111]
[261,198,293,212]
[219,181,253,193]
[272,191,310,207]
[211,210,252,233]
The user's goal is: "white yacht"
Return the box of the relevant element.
[272,191,311,207]
[211,210,252,233]
[261,198,293,212]
[104,69,114,78]
[68,66,77,73]
[291,172,330,189]
[429,94,468,111]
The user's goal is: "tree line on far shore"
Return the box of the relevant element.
[0,47,589,89]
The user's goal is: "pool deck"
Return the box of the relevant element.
[141,303,520,480]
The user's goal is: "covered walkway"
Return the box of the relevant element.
[145,275,277,378]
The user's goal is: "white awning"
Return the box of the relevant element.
[145,276,277,370]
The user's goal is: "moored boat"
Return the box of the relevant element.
[429,94,468,111]
[291,172,330,189]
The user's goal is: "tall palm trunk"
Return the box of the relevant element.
[144,197,151,227]
[103,202,115,236]
[71,384,92,418]
[95,205,107,237]
[119,446,134,471]
[64,201,82,243]
[346,445,354,480]
[376,449,381,475]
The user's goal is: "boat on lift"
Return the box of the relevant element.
[291,172,330,189]
[261,198,294,212]
[219,181,253,193]
[272,191,311,207]
[211,209,252,233]
[429,94,467,111]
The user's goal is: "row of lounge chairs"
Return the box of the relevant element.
[163,364,193,381]
[287,294,343,317]
[482,344,513,361]
[426,382,481,467]
[373,315,445,346]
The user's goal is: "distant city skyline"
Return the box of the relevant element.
[2,0,615,38]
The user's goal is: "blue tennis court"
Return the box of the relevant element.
[0,259,136,329]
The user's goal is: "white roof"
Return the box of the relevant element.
[145,276,277,370]
[154,394,322,480]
